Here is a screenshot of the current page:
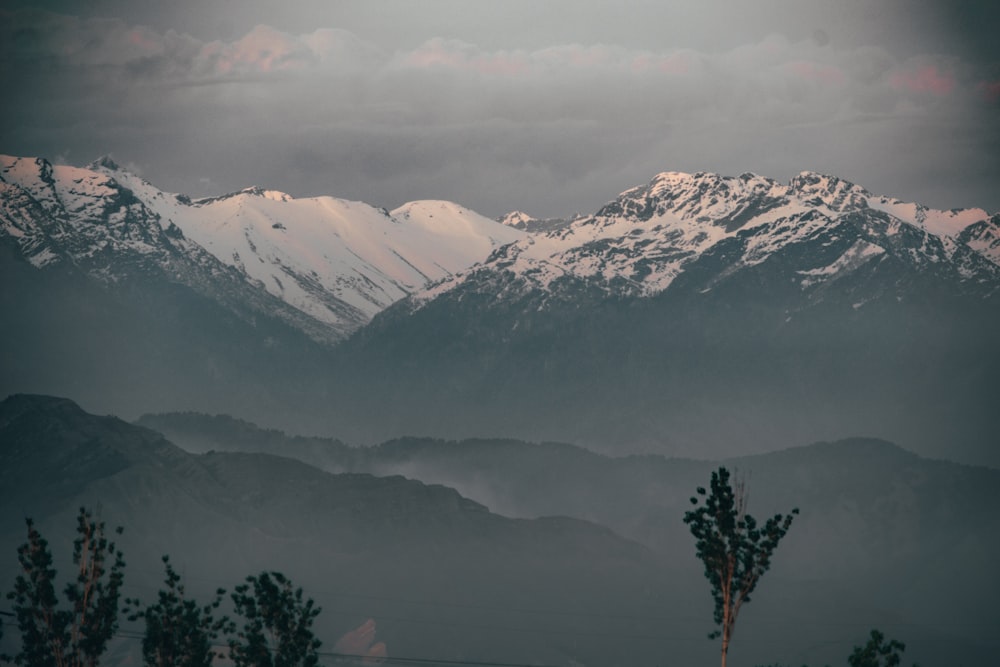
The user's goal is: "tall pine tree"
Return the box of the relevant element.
[5,508,126,667]
[684,467,798,667]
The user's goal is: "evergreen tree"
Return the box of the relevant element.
[848,629,916,667]
[5,508,126,667]
[683,467,798,667]
[228,571,321,667]
[125,556,232,667]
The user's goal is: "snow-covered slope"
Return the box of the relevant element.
[426,170,999,305]
[1,155,525,341]
[91,159,524,334]
[0,155,348,342]
[5,153,996,340]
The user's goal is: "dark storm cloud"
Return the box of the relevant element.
[1,3,998,218]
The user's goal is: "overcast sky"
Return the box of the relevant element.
[2,0,998,218]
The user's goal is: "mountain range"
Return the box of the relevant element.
[334,169,1000,465]
[2,154,999,465]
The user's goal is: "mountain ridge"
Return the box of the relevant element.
[3,153,999,464]
[422,168,999,310]
[5,153,997,341]
[85,155,525,337]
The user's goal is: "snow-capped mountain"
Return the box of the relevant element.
[338,170,1000,464]
[92,158,523,335]
[0,154,345,341]
[1,154,524,342]
[426,170,1000,307]
[4,153,999,464]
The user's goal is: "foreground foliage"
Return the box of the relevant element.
[0,507,917,667]
[3,510,323,667]
[848,629,916,667]
[125,556,231,667]
[228,571,322,667]
[753,628,917,667]
[5,508,125,667]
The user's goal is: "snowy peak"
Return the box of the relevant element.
[2,155,70,220]
[112,169,524,329]
[193,185,294,205]
[597,170,789,232]
[497,210,535,228]
[496,210,572,233]
[788,171,871,212]
[957,214,1000,262]
[89,155,122,172]
[865,195,991,239]
[411,167,999,309]
[786,170,993,243]
[392,200,524,246]
[1,154,178,267]
[138,191,525,328]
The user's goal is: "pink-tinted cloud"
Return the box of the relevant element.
[400,39,531,77]
[400,40,699,80]
[788,61,846,86]
[889,64,955,95]
[198,24,315,76]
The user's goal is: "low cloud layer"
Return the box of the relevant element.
[2,5,997,217]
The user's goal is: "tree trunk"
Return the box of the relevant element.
[721,559,733,667]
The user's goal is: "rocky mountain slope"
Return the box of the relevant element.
[438,169,1000,304]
